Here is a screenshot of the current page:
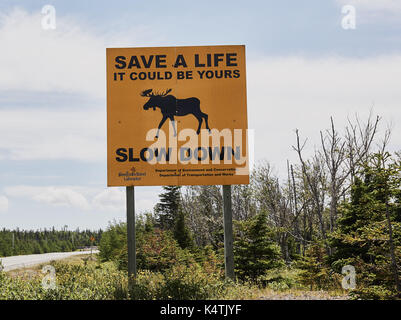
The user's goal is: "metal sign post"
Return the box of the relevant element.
[222,185,234,280]
[126,186,137,288]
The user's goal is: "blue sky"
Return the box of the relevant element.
[0,0,401,230]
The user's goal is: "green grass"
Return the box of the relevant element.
[0,257,349,300]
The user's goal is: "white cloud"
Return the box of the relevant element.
[247,55,401,175]
[92,187,159,213]
[0,195,9,212]
[136,198,156,213]
[336,0,401,24]
[92,188,125,212]
[0,8,104,98]
[0,8,159,99]
[0,109,105,161]
[336,0,401,12]
[0,8,109,162]
[33,187,89,210]
[4,185,159,213]
[0,8,160,163]
[5,185,89,210]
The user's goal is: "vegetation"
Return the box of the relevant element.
[1,114,400,300]
[0,250,344,300]
[177,114,401,299]
[0,227,101,257]
[234,211,284,281]
[330,153,401,299]
[297,242,339,290]
[154,186,182,230]
[0,258,127,300]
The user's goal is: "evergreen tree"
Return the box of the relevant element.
[154,186,181,230]
[144,212,156,232]
[234,211,284,281]
[297,242,334,290]
[330,153,401,299]
[173,211,194,250]
[0,228,102,257]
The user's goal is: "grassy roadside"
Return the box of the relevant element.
[5,254,95,279]
[1,255,349,300]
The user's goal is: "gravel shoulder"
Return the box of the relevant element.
[258,290,349,300]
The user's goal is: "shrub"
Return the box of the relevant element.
[350,285,395,300]
[297,243,340,290]
[0,259,128,300]
[259,268,302,290]
[130,264,228,300]
[100,221,198,273]
[115,229,196,273]
[99,222,126,262]
[234,211,284,281]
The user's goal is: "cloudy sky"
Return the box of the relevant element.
[0,0,400,230]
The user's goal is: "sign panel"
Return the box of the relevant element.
[107,45,249,186]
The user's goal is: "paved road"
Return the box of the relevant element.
[0,250,99,272]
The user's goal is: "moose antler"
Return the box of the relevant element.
[141,88,171,97]
[161,88,172,96]
[140,89,153,97]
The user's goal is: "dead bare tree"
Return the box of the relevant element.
[253,162,291,262]
[232,184,257,221]
[320,114,381,232]
[295,114,382,240]
[181,185,223,248]
[344,114,381,182]
[293,130,328,245]
[288,162,312,255]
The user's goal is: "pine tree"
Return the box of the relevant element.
[234,211,284,281]
[330,153,401,299]
[173,211,194,250]
[154,186,182,230]
[298,242,333,290]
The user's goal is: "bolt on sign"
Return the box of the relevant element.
[107,45,249,186]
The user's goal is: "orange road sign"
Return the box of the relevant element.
[107,45,249,186]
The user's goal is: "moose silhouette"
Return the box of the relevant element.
[141,88,211,138]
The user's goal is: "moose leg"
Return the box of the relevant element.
[156,116,168,139]
[168,116,177,137]
[201,113,211,132]
[196,116,203,135]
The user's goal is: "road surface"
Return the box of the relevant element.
[0,250,99,272]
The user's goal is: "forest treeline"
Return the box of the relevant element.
[0,228,101,257]
[100,113,400,300]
